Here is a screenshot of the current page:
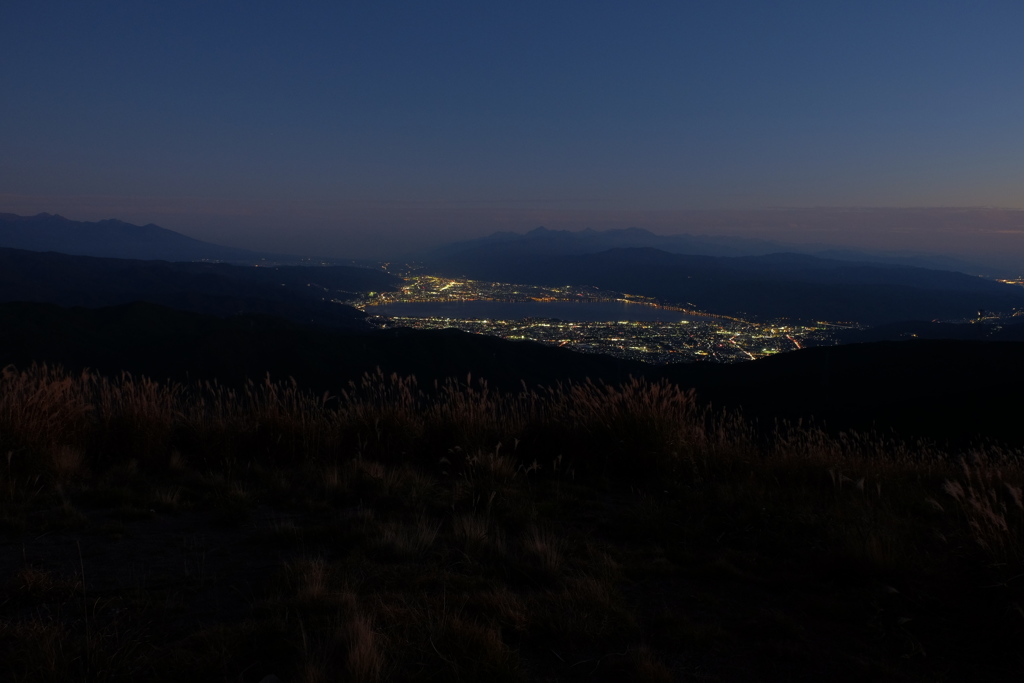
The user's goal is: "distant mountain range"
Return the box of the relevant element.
[7,210,1023,330]
[0,248,398,329]
[0,212,404,329]
[425,226,995,275]
[0,212,291,263]
[426,242,1024,325]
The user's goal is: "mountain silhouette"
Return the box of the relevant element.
[0,212,289,262]
[424,225,990,273]
[427,246,1024,325]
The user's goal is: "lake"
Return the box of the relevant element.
[368,300,716,323]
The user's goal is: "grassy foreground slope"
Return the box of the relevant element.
[1,366,1022,682]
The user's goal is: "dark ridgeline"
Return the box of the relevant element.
[0,301,644,392]
[2,300,1023,448]
[423,224,993,274]
[425,243,1024,326]
[0,247,398,330]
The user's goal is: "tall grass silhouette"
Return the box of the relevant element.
[2,363,1020,565]
[2,362,1023,681]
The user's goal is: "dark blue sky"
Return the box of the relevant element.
[3,1,1024,259]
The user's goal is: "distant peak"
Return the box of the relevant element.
[524,226,576,237]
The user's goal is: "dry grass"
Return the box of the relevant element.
[2,363,1021,573]
[519,526,565,578]
[46,445,85,483]
[2,363,1024,680]
[942,456,1024,565]
[0,559,147,683]
[290,556,331,601]
[374,514,442,559]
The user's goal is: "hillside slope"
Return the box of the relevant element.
[3,301,1022,447]
[429,246,1024,324]
[0,248,398,329]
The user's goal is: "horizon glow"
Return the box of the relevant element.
[2,2,1024,262]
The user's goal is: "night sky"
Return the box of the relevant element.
[3,1,1024,260]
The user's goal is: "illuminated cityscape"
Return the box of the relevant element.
[353,275,848,364]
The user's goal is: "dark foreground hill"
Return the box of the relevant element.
[0,248,399,329]
[666,340,1024,447]
[2,301,1023,448]
[428,246,1024,325]
[0,301,643,391]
